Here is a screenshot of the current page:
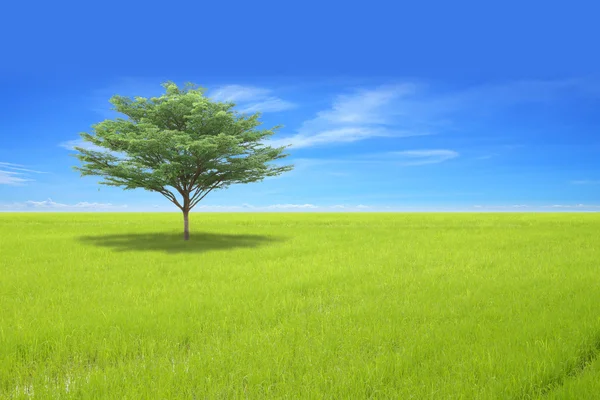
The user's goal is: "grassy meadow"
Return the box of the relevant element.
[1,212,600,399]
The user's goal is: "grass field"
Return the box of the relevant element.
[1,212,600,399]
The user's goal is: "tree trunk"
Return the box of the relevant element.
[183,210,190,241]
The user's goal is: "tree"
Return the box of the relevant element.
[73,82,293,240]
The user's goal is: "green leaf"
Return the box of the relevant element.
[73,81,293,212]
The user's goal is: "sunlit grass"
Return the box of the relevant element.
[1,212,599,398]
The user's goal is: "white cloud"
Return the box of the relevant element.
[210,85,271,103]
[266,203,318,209]
[209,84,296,113]
[0,162,24,167]
[0,170,32,185]
[26,199,112,208]
[471,204,600,211]
[571,180,600,185]
[265,157,343,180]
[59,139,127,160]
[325,148,460,167]
[192,203,375,212]
[318,204,374,211]
[269,148,459,181]
[543,204,600,208]
[59,139,105,152]
[269,127,398,148]
[398,79,595,119]
[317,84,415,124]
[195,203,317,210]
[471,205,531,209]
[0,162,46,174]
[268,84,427,149]
[0,198,128,211]
[0,161,47,185]
[239,98,296,113]
[387,149,459,166]
[449,79,590,108]
[267,78,600,150]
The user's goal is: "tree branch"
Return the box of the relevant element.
[186,161,206,191]
[190,177,224,209]
[158,189,183,210]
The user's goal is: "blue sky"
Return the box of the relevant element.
[1,0,599,212]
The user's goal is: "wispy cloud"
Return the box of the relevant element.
[268,148,459,182]
[266,157,343,180]
[543,204,600,208]
[59,139,127,161]
[270,127,404,148]
[196,203,320,210]
[400,79,596,119]
[449,79,595,108]
[268,78,598,150]
[472,204,600,211]
[265,203,318,209]
[25,199,121,208]
[0,162,47,185]
[238,98,296,113]
[209,84,296,113]
[0,198,128,211]
[193,203,373,212]
[275,149,460,175]
[316,84,415,125]
[0,162,47,174]
[59,139,105,152]
[209,85,271,103]
[268,84,429,149]
[570,180,600,185]
[0,170,32,185]
[473,204,531,209]
[385,149,459,166]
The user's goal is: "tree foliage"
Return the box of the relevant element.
[73,82,293,213]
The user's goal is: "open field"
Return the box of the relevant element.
[1,212,600,399]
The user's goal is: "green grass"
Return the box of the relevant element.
[1,212,599,399]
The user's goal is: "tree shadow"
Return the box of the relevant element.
[77,231,284,254]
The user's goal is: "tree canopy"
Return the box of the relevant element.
[73,81,293,239]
